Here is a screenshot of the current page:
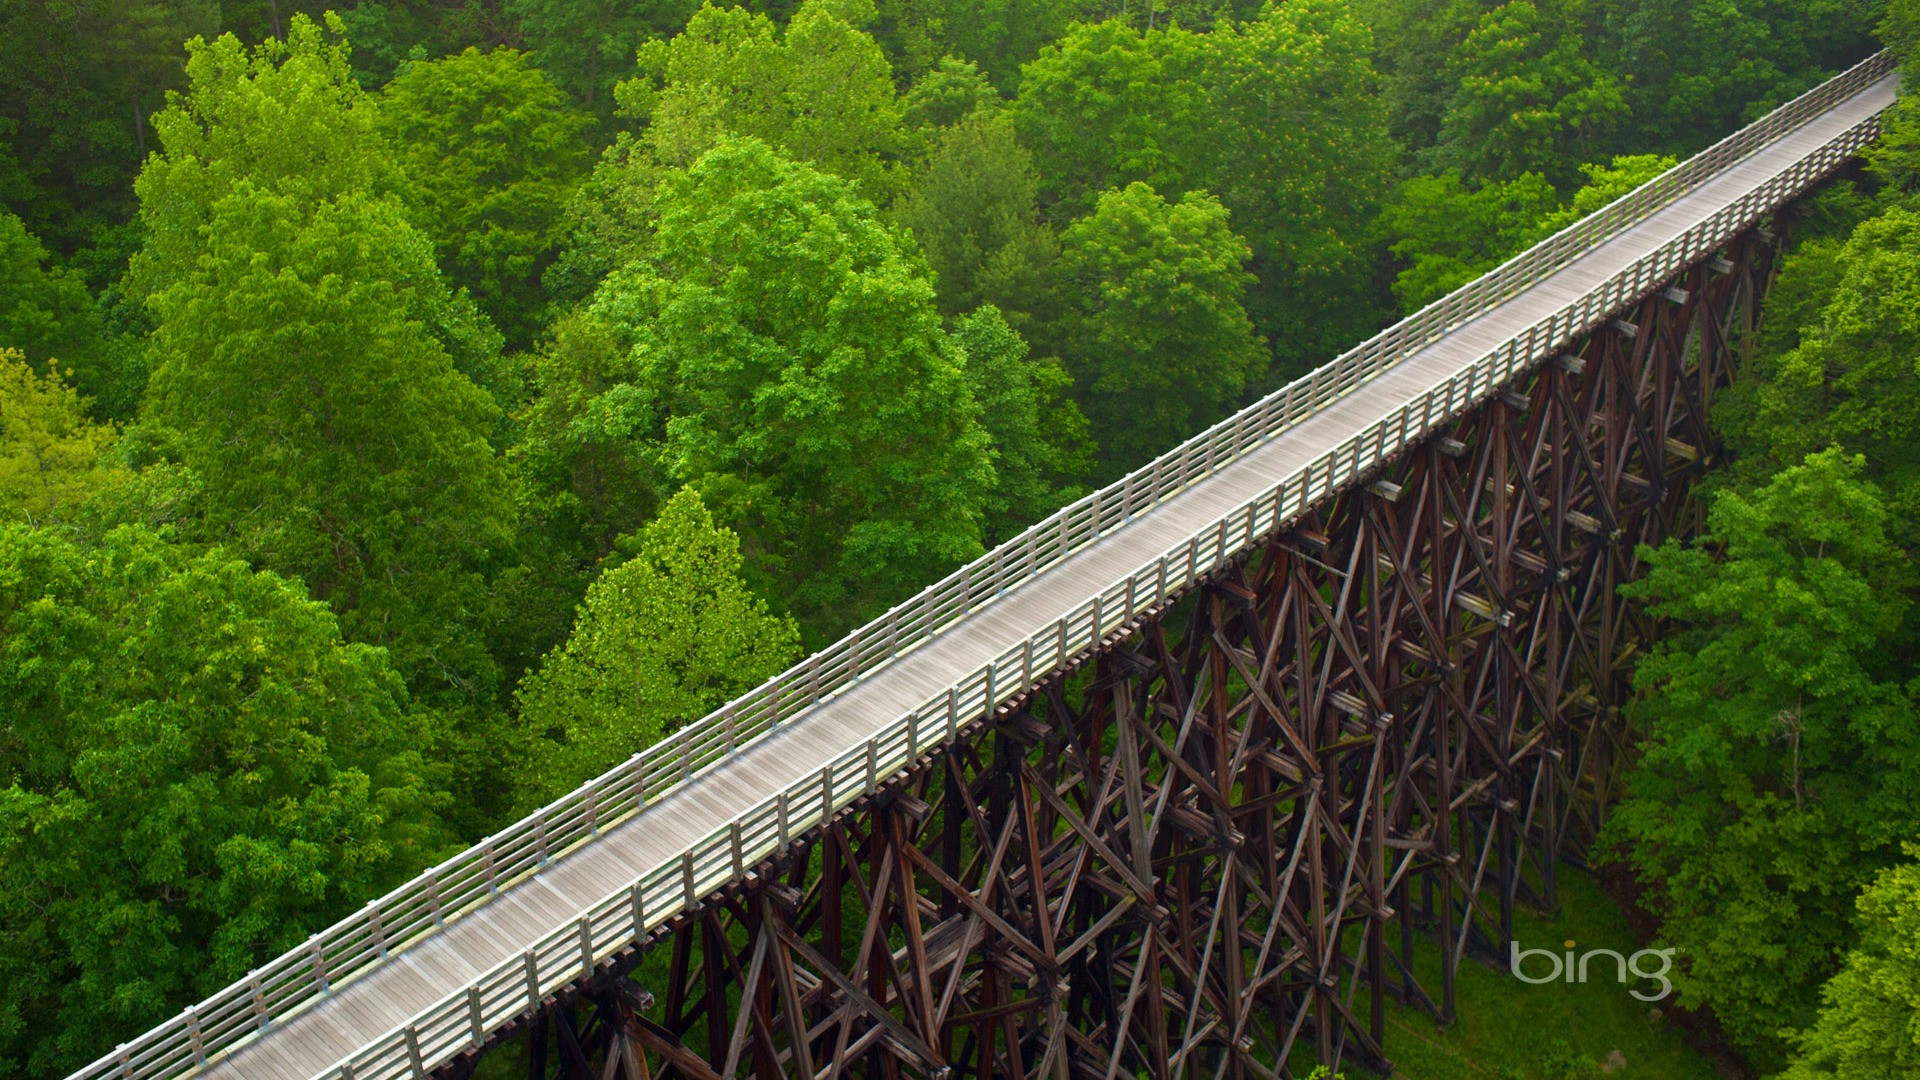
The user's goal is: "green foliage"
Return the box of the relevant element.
[1605,449,1920,1065]
[0,348,119,524]
[131,18,518,701]
[334,1,519,88]
[618,0,905,199]
[374,46,593,350]
[1013,1,1395,370]
[516,488,799,805]
[1384,154,1677,313]
[1597,0,1883,156]
[143,181,516,693]
[1434,0,1628,185]
[952,306,1092,540]
[590,136,993,636]
[0,210,115,412]
[512,308,664,566]
[1384,171,1560,311]
[1056,182,1263,476]
[0,0,219,265]
[873,0,1075,88]
[893,112,1058,325]
[0,524,449,1078]
[899,56,1004,132]
[1725,208,1920,533]
[1779,846,1920,1078]
[505,0,702,120]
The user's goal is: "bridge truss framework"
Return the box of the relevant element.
[466,225,1784,1080]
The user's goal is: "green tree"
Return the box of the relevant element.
[1055,182,1264,476]
[1383,154,1677,313]
[130,18,518,700]
[0,523,449,1078]
[872,0,1075,88]
[1532,153,1677,232]
[512,308,664,567]
[1596,0,1881,157]
[1013,1,1394,371]
[618,0,905,197]
[374,46,593,350]
[0,211,113,410]
[506,0,701,122]
[1383,171,1560,311]
[144,183,516,698]
[893,112,1058,325]
[1605,449,1920,1065]
[0,0,220,269]
[591,136,993,636]
[1779,846,1920,1078]
[898,55,1002,132]
[1729,207,1920,535]
[0,348,120,524]
[1435,0,1628,185]
[516,488,799,804]
[952,306,1091,539]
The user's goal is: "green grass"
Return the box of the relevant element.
[1370,870,1716,1080]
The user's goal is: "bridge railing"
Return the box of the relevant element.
[76,48,1896,1080]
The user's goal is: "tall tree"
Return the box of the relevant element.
[1381,170,1560,311]
[1780,846,1920,1078]
[0,523,449,1078]
[374,46,593,351]
[590,136,993,636]
[1722,206,1920,537]
[892,112,1058,326]
[618,0,906,198]
[1055,182,1264,476]
[1434,0,1628,185]
[1605,449,1920,1066]
[0,348,120,524]
[0,210,109,409]
[505,0,701,122]
[1595,0,1881,156]
[1013,1,1395,371]
[515,488,799,805]
[952,305,1091,539]
[129,18,520,785]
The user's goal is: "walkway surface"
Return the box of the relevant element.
[192,70,1899,1080]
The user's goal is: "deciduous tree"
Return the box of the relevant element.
[516,488,799,804]
[0,349,119,524]
[1780,847,1920,1078]
[1606,450,1920,1066]
[590,136,993,636]
[0,524,449,1078]
[374,46,592,350]
[1055,182,1263,476]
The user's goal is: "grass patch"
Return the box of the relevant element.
[1371,869,1715,1080]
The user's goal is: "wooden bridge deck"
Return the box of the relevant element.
[194,71,1898,1080]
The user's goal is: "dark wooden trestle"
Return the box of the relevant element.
[462,225,1782,1080]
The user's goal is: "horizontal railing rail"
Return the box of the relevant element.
[72,48,1897,1080]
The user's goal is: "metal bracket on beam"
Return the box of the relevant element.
[1661,285,1690,305]
[1610,318,1640,339]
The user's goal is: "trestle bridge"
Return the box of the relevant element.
[73,52,1901,1080]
